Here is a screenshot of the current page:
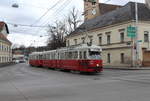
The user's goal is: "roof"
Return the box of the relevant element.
[68,2,150,37]
[0,33,12,45]
[99,3,122,15]
[0,22,9,34]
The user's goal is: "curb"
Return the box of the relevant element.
[104,67,150,70]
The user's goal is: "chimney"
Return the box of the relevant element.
[146,0,150,9]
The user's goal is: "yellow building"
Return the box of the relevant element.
[66,2,150,67]
[0,22,12,65]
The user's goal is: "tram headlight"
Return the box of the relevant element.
[96,64,99,67]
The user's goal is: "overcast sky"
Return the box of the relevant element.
[0,0,144,47]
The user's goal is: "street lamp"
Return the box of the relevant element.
[12,3,19,8]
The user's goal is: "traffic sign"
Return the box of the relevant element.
[127,26,136,38]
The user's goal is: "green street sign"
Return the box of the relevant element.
[127,26,136,38]
[88,0,96,2]
[137,40,142,42]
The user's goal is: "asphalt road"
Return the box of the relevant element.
[1,63,150,101]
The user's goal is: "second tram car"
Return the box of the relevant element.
[29,44,103,73]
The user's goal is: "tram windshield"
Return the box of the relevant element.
[88,51,101,59]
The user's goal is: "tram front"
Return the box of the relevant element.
[87,47,103,72]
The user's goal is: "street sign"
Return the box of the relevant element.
[137,40,142,42]
[127,26,136,38]
[88,0,96,2]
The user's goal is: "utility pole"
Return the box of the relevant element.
[135,2,140,67]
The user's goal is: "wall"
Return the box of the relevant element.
[0,40,12,64]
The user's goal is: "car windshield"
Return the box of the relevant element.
[89,51,101,59]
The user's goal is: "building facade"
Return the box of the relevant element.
[66,2,150,67]
[0,22,12,65]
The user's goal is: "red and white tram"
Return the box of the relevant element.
[29,44,103,73]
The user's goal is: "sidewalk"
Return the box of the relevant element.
[104,66,150,70]
[0,62,15,68]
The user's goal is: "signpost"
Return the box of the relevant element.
[127,26,137,67]
[127,26,136,38]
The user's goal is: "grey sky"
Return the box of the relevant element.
[0,0,144,46]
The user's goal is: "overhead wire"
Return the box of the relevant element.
[39,0,71,26]
[15,0,68,34]
[35,0,73,36]
[8,0,67,34]
[31,0,62,26]
[9,0,112,35]
[7,22,49,27]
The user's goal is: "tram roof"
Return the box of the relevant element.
[58,44,102,51]
[30,44,102,55]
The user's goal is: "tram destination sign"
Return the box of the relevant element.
[127,26,136,38]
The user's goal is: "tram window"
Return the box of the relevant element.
[40,55,42,60]
[66,52,68,59]
[39,55,40,59]
[89,51,101,59]
[49,54,51,59]
[50,53,52,60]
[65,52,67,60]
[57,53,60,60]
[53,53,55,59]
[51,53,53,59]
[60,53,62,59]
[61,53,64,59]
[72,52,75,59]
[46,54,48,59]
[73,51,78,59]
[48,54,50,59]
[83,51,87,59]
[42,55,44,60]
[54,53,56,59]
[68,52,73,59]
[44,54,46,60]
[65,52,70,60]
[79,51,82,59]
[62,53,64,59]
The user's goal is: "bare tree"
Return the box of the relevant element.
[47,7,83,50]
[47,21,67,50]
[67,7,83,34]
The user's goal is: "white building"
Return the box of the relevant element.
[0,22,12,65]
[66,1,150,67]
